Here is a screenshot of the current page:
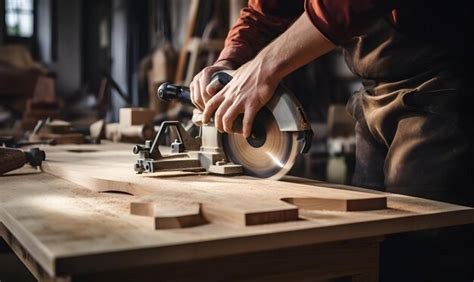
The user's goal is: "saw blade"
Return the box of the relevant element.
[222,108,299,179]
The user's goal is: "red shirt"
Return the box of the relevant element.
[217,0,469,68]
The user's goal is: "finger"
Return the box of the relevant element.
[193,79,205,110]
[242,104,260,138]
[222,103,243,133]
[206,77,225,97]
[200,74,212,104]
[202,94,225,124]
[214,99,233,133]
[190,81,197,107]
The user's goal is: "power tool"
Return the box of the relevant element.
[133,71,312,179]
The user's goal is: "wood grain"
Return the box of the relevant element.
[0,143,473,278]
[38,143,388,226]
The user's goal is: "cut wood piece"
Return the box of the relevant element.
[131,198,206,229]
[104,123,155,143]
[202,202,299,226]
[119,108,155,127]
[282,196,387,212]
[29,132,84,145]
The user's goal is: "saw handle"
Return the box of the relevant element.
[157,83,192,105]
[157,72,233,106]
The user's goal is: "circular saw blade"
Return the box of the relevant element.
[222,108,299,179]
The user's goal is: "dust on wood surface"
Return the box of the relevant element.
[0,142,473,276]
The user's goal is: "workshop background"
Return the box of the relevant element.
[0,0,360,183]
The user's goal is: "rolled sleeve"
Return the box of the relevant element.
[217,0,304,68]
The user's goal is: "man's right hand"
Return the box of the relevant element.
[189,61,234,111]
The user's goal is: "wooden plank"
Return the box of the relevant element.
[38,143,387,226]
[0,144,473,277]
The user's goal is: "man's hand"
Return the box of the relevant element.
[190,61,234,111]
[202,60,278,138]
[200,13,335,138]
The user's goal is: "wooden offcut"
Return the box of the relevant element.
[119,107,155,127]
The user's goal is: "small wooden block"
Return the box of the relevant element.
[282,196,387,212]
[202,203,299,226]
[131,199,206,229]
[119,108,155,127]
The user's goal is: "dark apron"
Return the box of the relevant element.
[343,18,472,202]
[342,19,473,281]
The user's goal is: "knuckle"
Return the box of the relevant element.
[222,114,231,125]
[214,110,223,121]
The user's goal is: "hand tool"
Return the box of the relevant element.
[0,147,46,175]
[134,71,313,179]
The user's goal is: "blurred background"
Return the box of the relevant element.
[0,0,362,183]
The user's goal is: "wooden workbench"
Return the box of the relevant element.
[1,142,473,281]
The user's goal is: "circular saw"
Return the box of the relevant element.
[133,72,313,180]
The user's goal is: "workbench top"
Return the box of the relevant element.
[1,142,473,278]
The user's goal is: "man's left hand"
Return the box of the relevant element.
[202,59,278,138]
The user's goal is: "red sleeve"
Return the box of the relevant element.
[216,0,304,68]
[305,0,398,44]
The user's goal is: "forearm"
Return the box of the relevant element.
[216,0,304,68]
[256,12,335,83]
[202,13,336,137]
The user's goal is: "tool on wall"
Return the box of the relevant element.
[0,147,46,175]
[133,71,313,179]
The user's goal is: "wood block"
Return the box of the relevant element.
[282,196,387,212]
[202,202,299,226]
[131,198,206,229]
[119,108,155,127]
[104,123,155,143]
